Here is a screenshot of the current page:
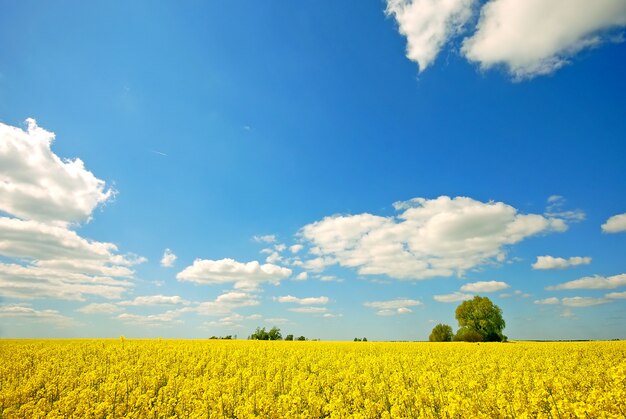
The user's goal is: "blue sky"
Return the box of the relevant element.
[1,1,625,340]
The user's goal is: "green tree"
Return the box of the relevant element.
[455,296,506,342]
[297,336,306,341]
[249,327,269,340]
[268,326,282,341]
[429,323,453,342]
[285,334,294,341]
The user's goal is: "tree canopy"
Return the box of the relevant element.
[429,323,453,342]
[454,296,506,342]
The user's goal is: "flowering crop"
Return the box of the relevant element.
[0,340,624,418]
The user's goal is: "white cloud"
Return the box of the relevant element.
[274,295,329,305]
[0,119,114,225]
[117,309,185,326]
[561,297,610,307]
[532,256,592,270]
[300,196,566,281]
[386,0,476,72]
[288,306,328,314]
[462,0,626,79]
[176,258,292,291]
[606,291,626,299]
[265,252,282,264]
[364,298,421,316]
[0,304,74,326]
[196,291,260,316]
[76,303,122,314]
[560,309,576,318]
[433,292,474,303]
[119,295,190,306]
[253,235,276,243]
[460,280,509,292]
[160,249,177,268]
[543,196,586,222]
[290,244,303,254]
[602,213,626,233]
[294,272,308,281]
[534,297,560,305]
[546,274,626,290]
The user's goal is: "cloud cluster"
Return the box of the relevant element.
[0,120,143,302]
[176,258,292,290]
[363,298,421,316]
[388,0,626,79]
[274,295,329,305]
[160,249,177,268]
[300,196,566,280]
[0,304,74,327]
[532,256,592,270]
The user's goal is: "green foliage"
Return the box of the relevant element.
[285,334,294,341]
[297,336,306,341]
[429,323,453,342]
[453,327,483,342]
[249,327,282,340]
[455,296,506,342]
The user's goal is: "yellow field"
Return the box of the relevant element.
[0,340,624,418]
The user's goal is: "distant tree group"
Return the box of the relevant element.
[354,337,368,342]
[209,335,234,340]
[248,327,307,341]
[429,296,507,342]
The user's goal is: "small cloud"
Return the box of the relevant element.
[290,244,303,254]
[364,298,421,316]
[150,150,168,157]
[560,309,576,318]
[602,213,626,233]
[288,307,328,314]
[534,297,560,305]
[460,281,509,293]
[253,235,276,243]
[77,303,122,314]
[119,295,190,306]
[243,125,251,131]
[294,272,308,281]
[274,295,329,305]
[160,249,177,268]
[546,273,626,290]
[532,256,591,270]
[561,297,610,308]
[433,292,474,303]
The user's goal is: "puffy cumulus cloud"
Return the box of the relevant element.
[546,274,626,290]
[160,249,177,268]
[274,295,329,305]
[0,119,144,302]
[176,258,292,291]
[462,0,626,79]
[602,213,626,233]
[364,298,421,316]
[195,291,260,316]
[532,256,592,270]
[0,304,74,327]
[0,119,113,225]
[299,196,567,281]
[119,295,190,306]
[386,0,476,72]
[433,292,474,303]
[76,303,122,314]
[460,280,509,293]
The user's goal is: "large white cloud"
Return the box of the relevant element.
[0,119,113,225]
[0,119,143,302]
[546,274,626,290]
[386,0,476,72]
[602,213,626,233]
[462,0,626,79]
[299,196,567,280]
[177,258,291,290]
[532,256,592,270]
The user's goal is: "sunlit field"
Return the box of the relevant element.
[1,340,624,418]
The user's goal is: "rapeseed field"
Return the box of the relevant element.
[1,340,624,418]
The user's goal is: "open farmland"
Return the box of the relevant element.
[1,340,624,418]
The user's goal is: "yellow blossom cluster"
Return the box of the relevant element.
[0,339,624,418]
